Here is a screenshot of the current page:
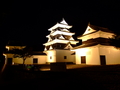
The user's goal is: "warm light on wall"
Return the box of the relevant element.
[47,51,56,62]
[112,47,120,51]
[76,48,90,56]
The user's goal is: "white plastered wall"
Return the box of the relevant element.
[56,50,75,63]
[33,55,46,64]
[13,58,24,64]
[99,45,120,65]
[45,50,56,63]
[11,55,47,64]
[75,45,120,65]
[75,45,100,65]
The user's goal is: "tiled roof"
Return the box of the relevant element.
[73,37,112,49]
[77,24,114,38]
[32,51,47,55]
[71,52,75,55]
[88,23,114,33]
[45,43,77,50]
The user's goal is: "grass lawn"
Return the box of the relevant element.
[0,64,120,90]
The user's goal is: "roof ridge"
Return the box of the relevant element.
[88,23,114,33]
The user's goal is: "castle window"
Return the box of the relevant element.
[50,56,52,59]
[33,58,38,63]
[60,45,61,47]
[64,56,67,59]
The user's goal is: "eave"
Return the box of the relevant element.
[77,30,115,39]
[43,39,79,46]
[48,23,72,31]
[51,31,75,36]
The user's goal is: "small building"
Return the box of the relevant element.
[3,41,47,65]
[72,23,120,65]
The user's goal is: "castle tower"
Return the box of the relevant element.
[43,19,79,63]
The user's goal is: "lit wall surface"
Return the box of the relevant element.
[75,45,120,65]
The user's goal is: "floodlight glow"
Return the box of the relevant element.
[77,48,90,56]
[6,46,9,51]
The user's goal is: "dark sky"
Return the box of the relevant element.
[0,0,120,51]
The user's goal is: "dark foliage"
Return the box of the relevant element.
[109,35,120,49]
[12,46,33,64]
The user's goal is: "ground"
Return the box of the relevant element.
[0,64,120,90]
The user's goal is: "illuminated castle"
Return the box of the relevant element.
[43,19,79,63]
[3,19,120,65]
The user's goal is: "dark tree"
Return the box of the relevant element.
[109,34,120,49]
[12,46,33,65]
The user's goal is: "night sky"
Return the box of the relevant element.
[1,0,120,52]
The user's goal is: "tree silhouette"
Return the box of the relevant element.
[12,46,33,65]
[109,34,120,49]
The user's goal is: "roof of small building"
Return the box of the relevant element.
[88,23,114,33]
[77,23,115,38]
[71,52,75,55]
[32,51,47,55]
[73,43,112,49]
[45,43,77,50]
[73,37,112,49]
